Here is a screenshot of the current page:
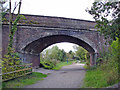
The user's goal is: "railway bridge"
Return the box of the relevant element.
[2,14,108,67]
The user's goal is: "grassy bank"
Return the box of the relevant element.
[83,60,119,88]
[2,72,47,88]
[83,68,108,88]
[52,61,74,70]
[82,39,120,88]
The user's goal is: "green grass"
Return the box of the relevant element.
[52,61,74,70]
[82,61,119,88]
[2,72,47,88]
[82,69,108,88]
[79,62,86,64]
[0,85,2,90]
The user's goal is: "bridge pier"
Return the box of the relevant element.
[90,53,97,66]
[19,52,40,68]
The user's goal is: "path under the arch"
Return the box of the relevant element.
[25,63,86,88]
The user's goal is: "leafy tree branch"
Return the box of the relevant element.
[86,1,120,42]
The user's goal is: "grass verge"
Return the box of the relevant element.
[2,72,47,88]
[82,68,108,88]
[82,61,119,88]
[52,61,74,70]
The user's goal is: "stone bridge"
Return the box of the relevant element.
[2,14,108,67]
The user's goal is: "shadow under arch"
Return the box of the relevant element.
[20,35,96,67]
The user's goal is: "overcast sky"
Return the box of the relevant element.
[10,0,95,52]
[11,0,94,20]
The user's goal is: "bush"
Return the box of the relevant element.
[1,48,29,81]
[40,59,58,69]
[83,38,120,88]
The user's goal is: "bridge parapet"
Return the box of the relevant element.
[4,14,96,31]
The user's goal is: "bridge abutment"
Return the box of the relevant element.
[19,52,40,67]
[90,53,97,66]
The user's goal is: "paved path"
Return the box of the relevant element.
[25,63,86,88]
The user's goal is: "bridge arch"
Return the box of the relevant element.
[19,35,97,67]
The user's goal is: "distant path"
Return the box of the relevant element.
[25,63,86,88]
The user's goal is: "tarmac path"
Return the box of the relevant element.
[25,63,86,88]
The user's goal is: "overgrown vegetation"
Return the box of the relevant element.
[40,45,89,70]
[73,45,90,64]
[86,1,120,41]
[40,46,67,69]
[1,0,32,82]
[1,18,26,81]
[2,72,47,88]
[83,38,119,88]
[83,1,120,88]
[7,15,25,55]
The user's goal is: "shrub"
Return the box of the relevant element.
[40,59,58,69]
[83,38,120,88]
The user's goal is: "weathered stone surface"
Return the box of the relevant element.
[2,14,108,67]
[4,14,96,30]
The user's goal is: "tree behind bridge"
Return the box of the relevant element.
[86,1,120,42]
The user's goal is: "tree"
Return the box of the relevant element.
[87,0,120,66]
[8,0,23,55]
[73,45,88,62]
[46,46,67,61]
[2,0,23,72]
[41,46,67,62]
[0,0,9,20]
[40,46,67,69]
[86,1,120,42]
[67,50,75,60]
[49,46,59,60]
[0,0,8,12]
[58,49,66,61]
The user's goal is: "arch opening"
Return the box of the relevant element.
[20,35,96,67]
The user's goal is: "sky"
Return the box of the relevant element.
[9,0,95,53]
[11,0,94,20]
[47,42,79,53]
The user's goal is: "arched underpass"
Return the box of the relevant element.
[20,35,96,67]
[22,35,89,88]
